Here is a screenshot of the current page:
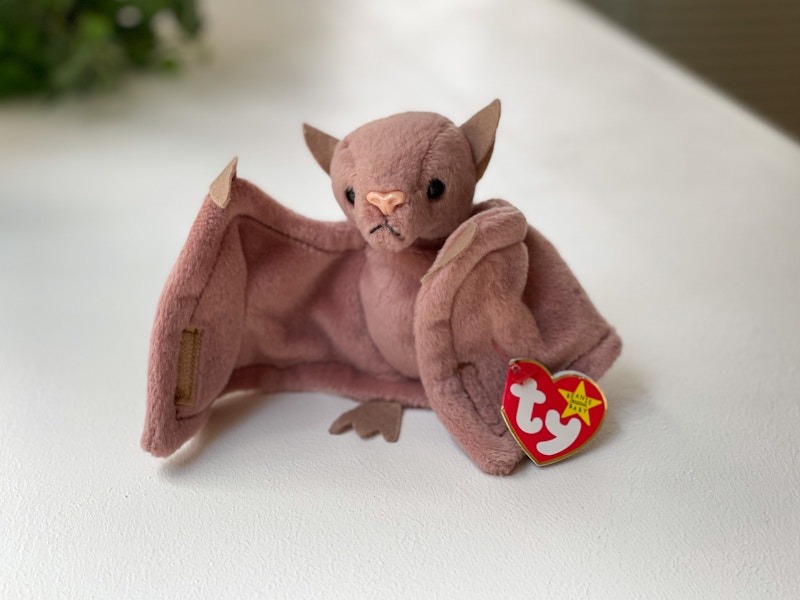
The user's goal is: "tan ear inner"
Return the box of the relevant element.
[209,156,238,208]
[303,124,340,175]
[460,99,501,180]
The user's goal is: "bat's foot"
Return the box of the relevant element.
[329,400,403,442]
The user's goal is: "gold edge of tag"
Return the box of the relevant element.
[501,406,546,466]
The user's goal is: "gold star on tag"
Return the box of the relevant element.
[559,380,603,426]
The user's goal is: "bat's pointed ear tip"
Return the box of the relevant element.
[461,100,502,181]
[303,123,340,176]
[210,156,238,208]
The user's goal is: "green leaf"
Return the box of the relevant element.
[0,0,204,98]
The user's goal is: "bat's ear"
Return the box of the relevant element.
[460,99,501,181]
[303,123,340,176]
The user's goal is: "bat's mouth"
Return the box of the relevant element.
[369,221,402,238]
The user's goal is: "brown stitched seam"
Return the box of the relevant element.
[175,327,202,406]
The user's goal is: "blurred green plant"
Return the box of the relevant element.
[0,0,202,97]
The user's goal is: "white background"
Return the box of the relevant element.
[2,0,799,598]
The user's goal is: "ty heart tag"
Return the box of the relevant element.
[501,359,607,466]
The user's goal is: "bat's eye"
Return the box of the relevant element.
[345,187,355,204]
[427,179,445,200]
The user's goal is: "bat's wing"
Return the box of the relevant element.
[414,200,621,475]
[142,158,425,458]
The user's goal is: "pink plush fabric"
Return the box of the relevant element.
[142,172,429,460]
[142,102,621,475]
[415,201,621,474]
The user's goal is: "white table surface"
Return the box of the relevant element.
[2,0,799,598]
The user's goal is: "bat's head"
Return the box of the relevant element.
[304,100,500,252]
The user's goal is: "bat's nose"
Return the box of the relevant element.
[365,191,406,215]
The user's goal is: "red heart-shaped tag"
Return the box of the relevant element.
[501,360,607,466]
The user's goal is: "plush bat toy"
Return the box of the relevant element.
[141,100,621,475]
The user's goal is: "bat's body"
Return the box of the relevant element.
[360,245,437,379]
[142,102,621,475]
